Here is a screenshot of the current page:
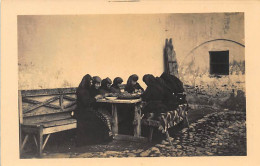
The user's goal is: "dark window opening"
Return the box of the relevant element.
[209,50,229,75]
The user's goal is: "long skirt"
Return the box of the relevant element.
[76,108,113,146]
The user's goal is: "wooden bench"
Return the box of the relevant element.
[19,88,77,157]
[139,104,190,144]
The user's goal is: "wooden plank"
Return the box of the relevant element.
[63,101,76,109]
[97,98,141,104]
[21,134,29,152]
[111,104,118,135]
[42,123,77,135]
[23,96,60,114]
[42,134,51,150]
[23,97,61,109]
[23,105,76,118]
[38,126,43,157]
[33,135,38,148]
[23,112,72,124]
[63,95,76,101]
[21,87,77,97]
[113,134,148,142]
[36,118,76,128]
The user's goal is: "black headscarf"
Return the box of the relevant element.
[141,74,164,102]
[112,77,123,87]
[127,74,139,85]
[141,74,169,116]
[160,72,187,105]
[111,77,123,93]
[125,74,144,93]
[143,74,158,87]
[100,77,112,94]
[77,74,92,90]
[101,77,112,89]
[160,72,184,94]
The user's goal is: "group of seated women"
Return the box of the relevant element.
[73,72,186,146]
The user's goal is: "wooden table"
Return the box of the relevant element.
[96,98,145,141]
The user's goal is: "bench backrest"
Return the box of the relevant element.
[19,88,77,125]
[18,85,127,125]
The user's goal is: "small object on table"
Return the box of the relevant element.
[105,96,118,100]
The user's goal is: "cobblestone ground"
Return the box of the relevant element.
[41,110,246,158]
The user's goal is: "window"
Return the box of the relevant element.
[209,50,229,75]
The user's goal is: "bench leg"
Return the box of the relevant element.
[33,135,38,148]
[42,134,51,151]
[38,127,43,157]
[148,127,154,142]
[21,134,29,152]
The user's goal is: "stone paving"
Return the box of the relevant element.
[41,110,246,158]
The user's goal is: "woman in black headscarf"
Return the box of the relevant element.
[160,72,187,105]
[74,75,113,146]
[125,74,144,93]
[99,77,112,95]
[111,77,123,93]
[141,74,169,119]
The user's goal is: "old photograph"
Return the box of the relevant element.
[18,13,246,158]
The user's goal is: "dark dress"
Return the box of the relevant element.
[111,86,121,93]
[74,75,112,146]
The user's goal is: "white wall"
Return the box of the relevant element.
[18,13,244,91]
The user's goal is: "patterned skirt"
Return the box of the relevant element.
[94,108,113,137]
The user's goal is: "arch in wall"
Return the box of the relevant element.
[180,38,245,66]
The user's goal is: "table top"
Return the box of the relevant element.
[96,98,142,104]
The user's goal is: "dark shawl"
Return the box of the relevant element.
[160,72,187,105]
[74,74,96,119]
[111,77,123,93]
[124,74,144,93]
[141,74,168,116]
